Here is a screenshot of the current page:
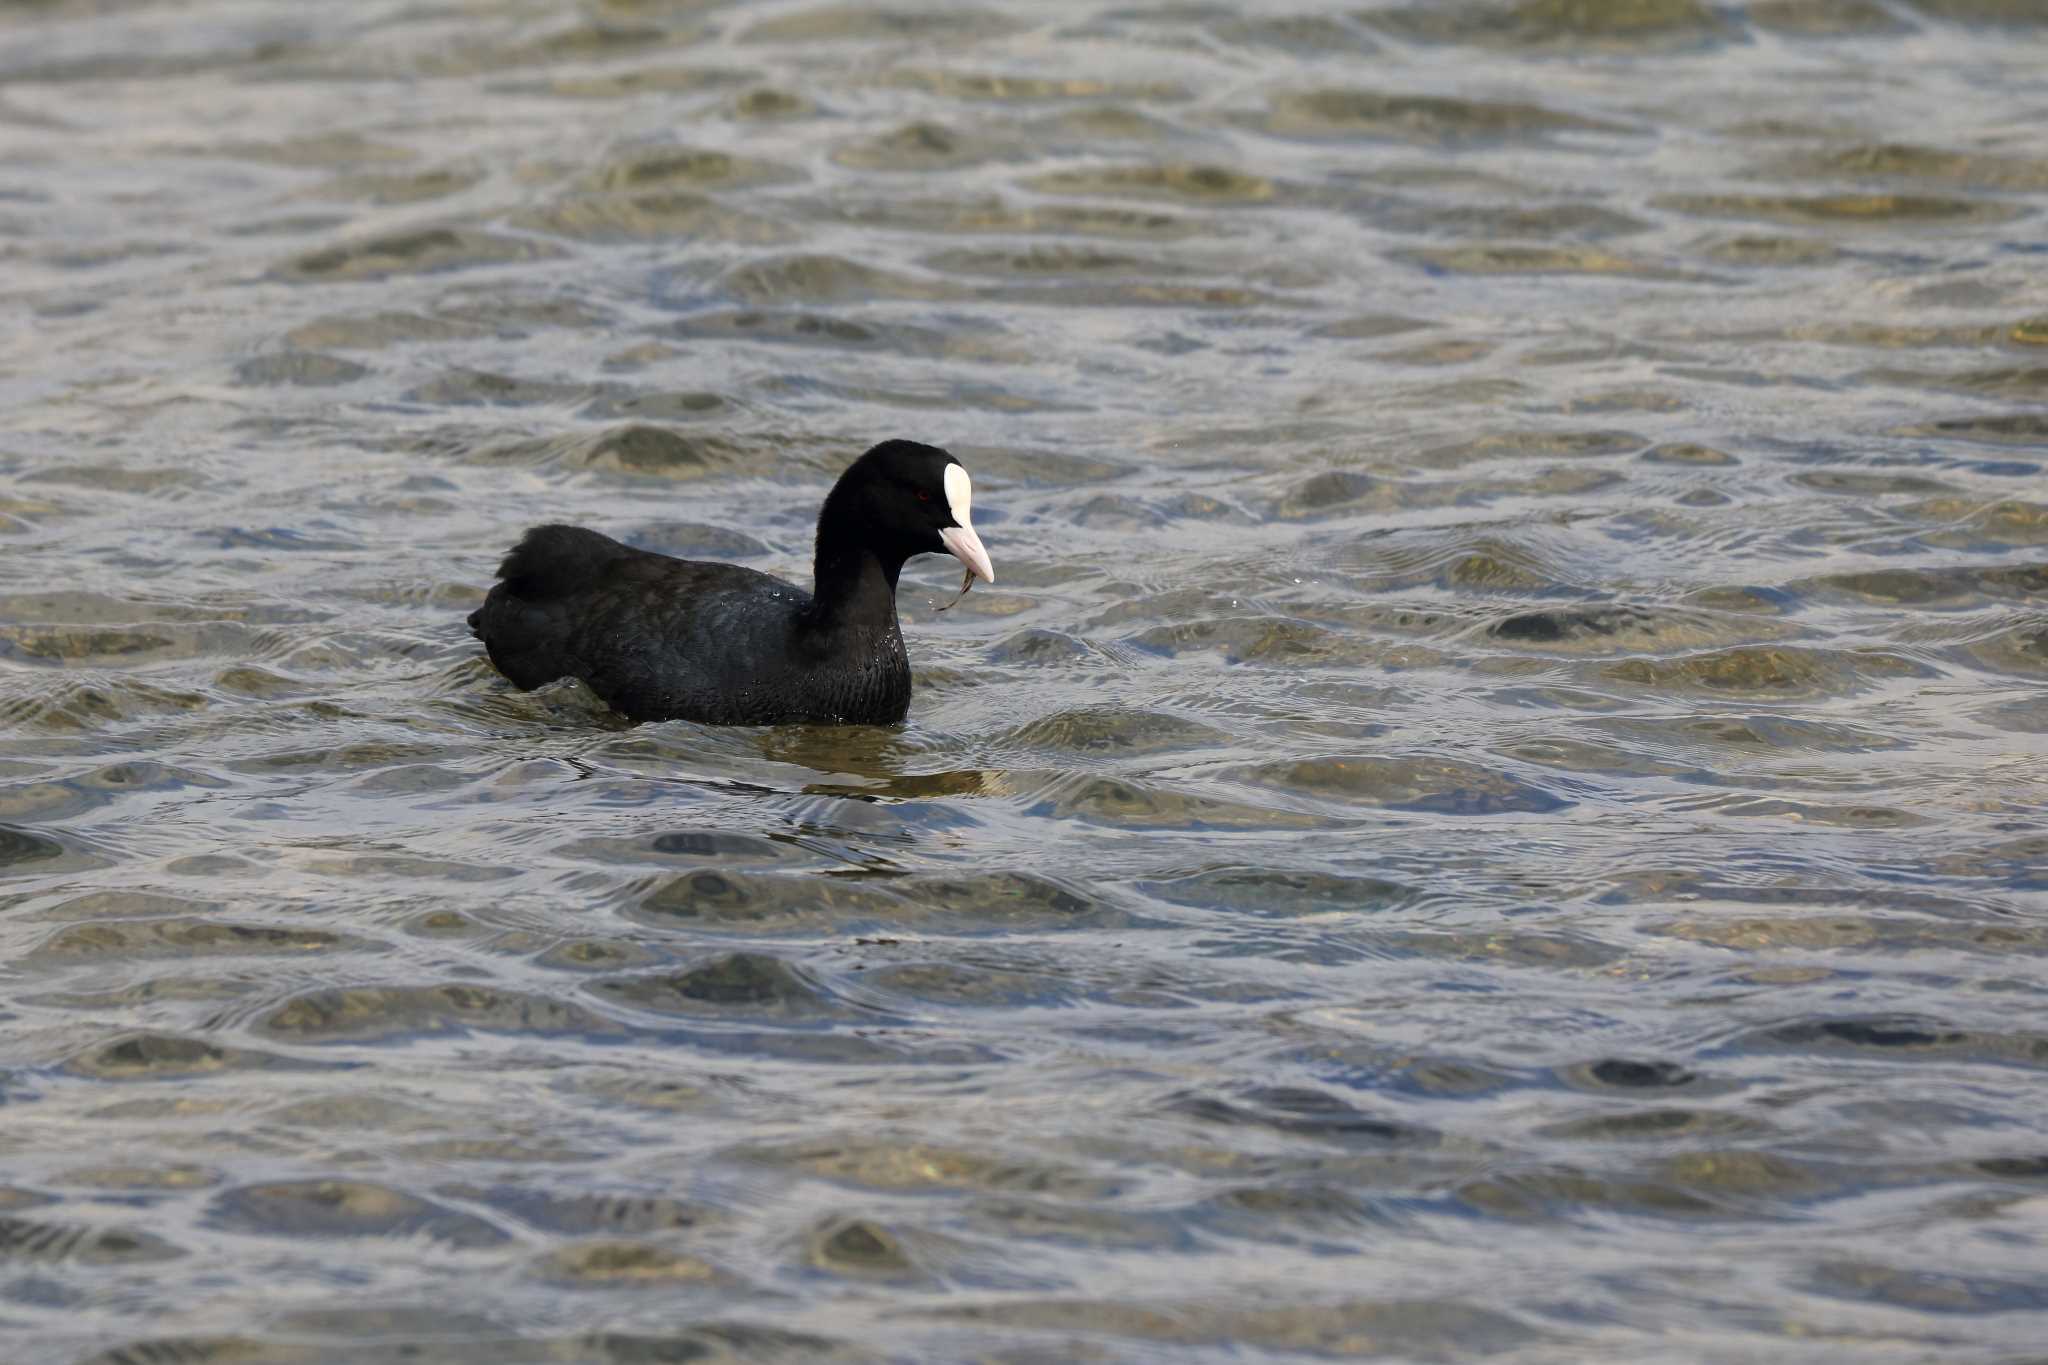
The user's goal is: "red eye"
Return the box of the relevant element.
[916,489,931,502]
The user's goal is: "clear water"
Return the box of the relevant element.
[3,1,2047,1361]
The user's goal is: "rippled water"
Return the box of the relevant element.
[3,1,2047,1360]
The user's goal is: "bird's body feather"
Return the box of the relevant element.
[468,525,910,725]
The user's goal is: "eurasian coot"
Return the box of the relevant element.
[468,439,993,725]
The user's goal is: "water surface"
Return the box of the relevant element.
[3,1,2047,1361]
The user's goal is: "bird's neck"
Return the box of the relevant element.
[805,536,903,641]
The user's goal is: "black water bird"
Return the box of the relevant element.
[468,439,993,726]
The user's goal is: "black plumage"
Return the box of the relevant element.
[467,439,993,726]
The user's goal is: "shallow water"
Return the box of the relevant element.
[2,0,2047,1360]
